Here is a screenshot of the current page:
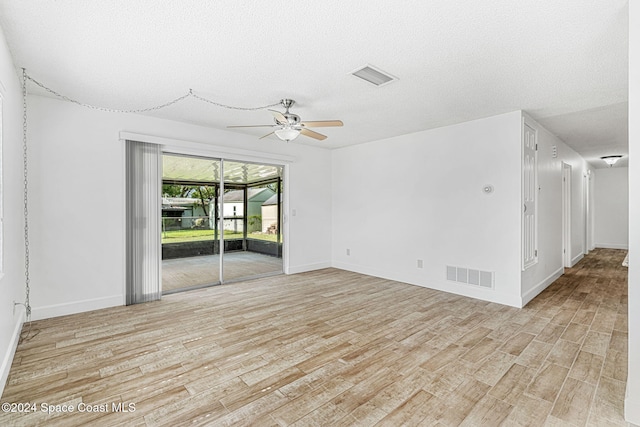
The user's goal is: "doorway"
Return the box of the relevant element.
[562,162,572,268]
[160,154,284,293]
[584,171,591,254]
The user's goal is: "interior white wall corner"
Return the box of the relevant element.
[0,23,28,397]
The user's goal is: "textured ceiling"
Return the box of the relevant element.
[0,1,629,167]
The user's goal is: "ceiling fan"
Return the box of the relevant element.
[228,99,343,142]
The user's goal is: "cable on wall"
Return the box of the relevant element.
[19,68,38,342]
[18,70,281,340]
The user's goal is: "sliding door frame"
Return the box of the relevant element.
[163,155,287,286]
[121,132,293,281]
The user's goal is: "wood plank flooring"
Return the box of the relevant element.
[0,248,629,426]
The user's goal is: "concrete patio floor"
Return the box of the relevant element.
[162,251,283,292]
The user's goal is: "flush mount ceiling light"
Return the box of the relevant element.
[350,64,398,87]
[601,155,623,167]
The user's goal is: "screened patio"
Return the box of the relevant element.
[161,154,284,293]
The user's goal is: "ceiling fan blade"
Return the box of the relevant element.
[300,128,327,141]
[268,109,288,124]
[300,120,344,128]
[259,132,274,140]
[227,125,275,128]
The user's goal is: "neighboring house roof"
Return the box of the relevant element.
[223,188,272,203]
[262,194,282,206]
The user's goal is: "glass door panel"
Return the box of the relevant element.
[222,162,283,283]
[161,154,221,293]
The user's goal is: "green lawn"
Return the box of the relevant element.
[161,228,279,244]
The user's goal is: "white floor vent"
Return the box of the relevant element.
[446,266,494,289]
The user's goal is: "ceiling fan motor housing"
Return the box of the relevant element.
[278,99,301,126]
[283,113,301,126]
[281,98,295,109]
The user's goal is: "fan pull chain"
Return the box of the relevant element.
[18,67,40,342]
[22,68,31,320]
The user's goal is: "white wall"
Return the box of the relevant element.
[594,167,629,249]
[0,28,28,396]
[332,111,523,307]
[521,115,593,304]
[625,1,639,423]
[26,95,332,320]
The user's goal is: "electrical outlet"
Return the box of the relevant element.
[346,248,351,256]
[417,259,423,268]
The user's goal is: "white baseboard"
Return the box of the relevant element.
[521,267,564,307]
[626,388,640,425]
[571,253,584,267]
[0,307,25,398]
[331,261,522,308]
[595,243,629,250]
[286,262,332,275]
[331,260,388,280]
[30,295,124,321]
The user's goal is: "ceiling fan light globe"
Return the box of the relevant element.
[274,128,301,142]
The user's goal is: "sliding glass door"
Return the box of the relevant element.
[161,154,283,293]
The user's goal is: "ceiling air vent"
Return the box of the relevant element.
[350,64,397,87]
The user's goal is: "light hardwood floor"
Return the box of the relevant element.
[0,249,629,426]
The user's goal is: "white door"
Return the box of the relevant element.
[522,122,538,270]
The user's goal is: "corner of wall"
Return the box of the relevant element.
[0,308,25,398]
[0,21,31,400]
[287,262,332,275]
[571,253,584,267]
[521,267,564,307]
[30,295,123,321]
